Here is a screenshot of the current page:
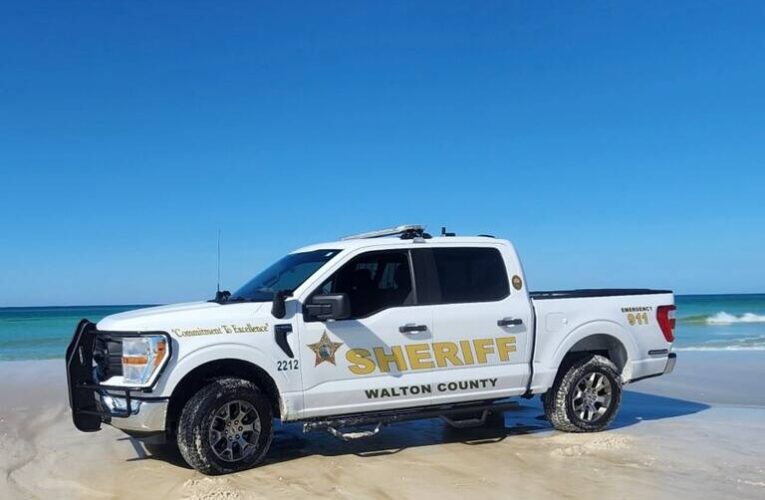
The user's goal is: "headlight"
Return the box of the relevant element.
[121,335,169,387]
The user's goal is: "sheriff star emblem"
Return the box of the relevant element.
[307,331,344,366]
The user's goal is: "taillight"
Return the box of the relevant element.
[657,305,676,342]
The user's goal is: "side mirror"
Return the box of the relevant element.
[306,293,350,321]
[271,290,293,319]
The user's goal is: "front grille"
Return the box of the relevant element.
[93,336,123,379]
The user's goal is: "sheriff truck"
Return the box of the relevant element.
[66,225,677,475]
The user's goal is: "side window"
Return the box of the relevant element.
[315,250,414,318]
[415,247,509,304]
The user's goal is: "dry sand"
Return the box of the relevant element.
[1,351,764,499]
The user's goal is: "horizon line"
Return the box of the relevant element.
[3,292,765,309]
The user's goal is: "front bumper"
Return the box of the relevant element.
[100,393,169,433]
[66,319,169,435]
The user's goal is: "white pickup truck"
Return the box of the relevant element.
[67,225,677,475]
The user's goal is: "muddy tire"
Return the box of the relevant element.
[177,378,273,475]
[543,354,622,433]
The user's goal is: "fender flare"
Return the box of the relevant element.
[153,342,287,397]
[550,320,639,379]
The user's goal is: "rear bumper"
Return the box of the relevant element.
[663,352,677,375]
[626,352,677,384]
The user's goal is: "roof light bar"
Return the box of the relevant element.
[341,224,427,240]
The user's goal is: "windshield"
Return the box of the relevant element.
[230,249,341,302]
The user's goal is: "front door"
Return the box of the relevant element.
[297,249,435,419]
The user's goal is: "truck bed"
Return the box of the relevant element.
[530,289,672,300]
[528,288,675,389]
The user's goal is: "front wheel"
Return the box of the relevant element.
[543,354,622,432]
[177,378,273,475]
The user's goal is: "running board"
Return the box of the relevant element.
[302,399,518,437]
[326,422,383,441]
[441,409,489,428]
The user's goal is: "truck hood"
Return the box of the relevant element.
[96,301,268,333]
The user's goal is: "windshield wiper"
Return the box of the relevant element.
[215,294,272,304]
[226,296,255,303]
[211,291,264,304]
[211,290,231,303]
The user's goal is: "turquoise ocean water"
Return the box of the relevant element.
[1,295,764,361]
[0,305,155,361]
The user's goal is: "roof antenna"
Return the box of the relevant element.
[212,229,231,303]
[210,228,231,304]
[216,229,221,293]
[441,226,456,237]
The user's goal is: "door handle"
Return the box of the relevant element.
[497,317,523,327]
[399,323,428,334]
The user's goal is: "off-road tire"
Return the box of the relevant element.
[177,378,273,475]
[543,354,622,433]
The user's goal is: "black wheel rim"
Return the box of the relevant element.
[571,372,613,423]
[208,400,261,462]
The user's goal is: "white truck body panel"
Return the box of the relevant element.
[86,233,675,427]
[529,293,675,392]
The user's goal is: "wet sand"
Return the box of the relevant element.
[1,351,764,499]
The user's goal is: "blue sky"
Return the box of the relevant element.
[1,1,764,306]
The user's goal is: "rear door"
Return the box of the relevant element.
[413,245,533,405]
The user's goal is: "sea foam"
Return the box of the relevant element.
[706,312,765,324]
[674,335,765,351]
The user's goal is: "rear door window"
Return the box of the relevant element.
[414,247,509,304]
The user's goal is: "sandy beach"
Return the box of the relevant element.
[1,351,764,499]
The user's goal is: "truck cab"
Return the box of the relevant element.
[66,225,676,474]
[293,232,533,418]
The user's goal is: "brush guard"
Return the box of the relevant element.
[66,320,142,432]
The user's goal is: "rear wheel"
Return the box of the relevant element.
[177,377,273,475]
[543,354,622,432]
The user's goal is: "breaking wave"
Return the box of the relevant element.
[706,312,765,324]
[680,312,765,325]
[674,335,765,351]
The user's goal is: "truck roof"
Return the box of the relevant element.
[293,235,507,254]
[291,225,509,253]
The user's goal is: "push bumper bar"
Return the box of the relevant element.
[65,320,168,434]
[66,319,107,432]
